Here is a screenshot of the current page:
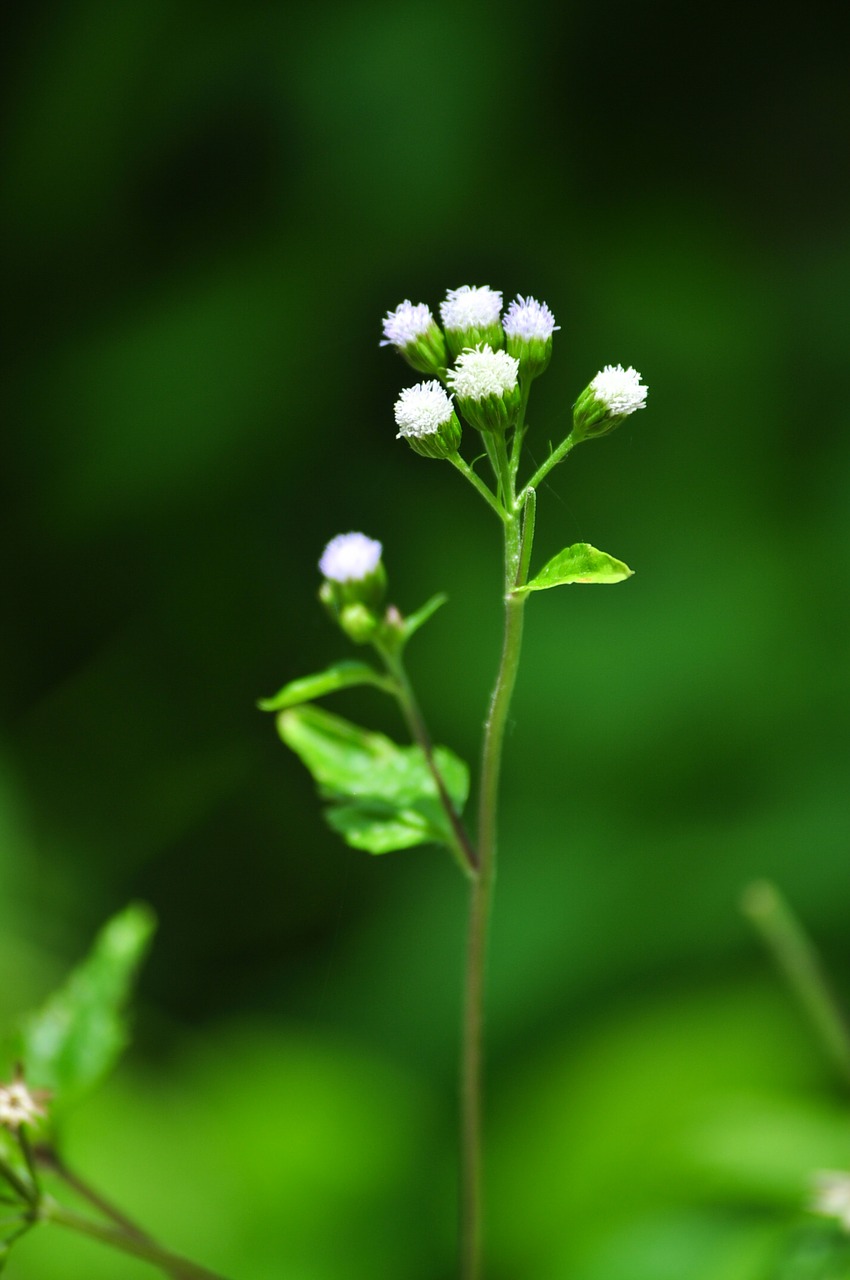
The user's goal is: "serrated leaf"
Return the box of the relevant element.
[277,704,468,855]
[518,542,633,591]
[18,903,156,1115]
[257,660,392,712]
[401,593,448,644]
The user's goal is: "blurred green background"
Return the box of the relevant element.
[3,1,850,1276]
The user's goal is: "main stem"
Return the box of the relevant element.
[460,501,529,1280]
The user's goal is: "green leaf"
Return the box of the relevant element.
[277,704,469,855]
[400,593,448,644]
[18,903,156,1114]
[258,660,392,712]
[518,542,633,592]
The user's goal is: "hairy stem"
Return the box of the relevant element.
[449,454,508,522]
[460,491,532,1280]
[522,430,577,497]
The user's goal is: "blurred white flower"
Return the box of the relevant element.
[810,1170,850,1230]
[319,533,383,583]
[0,1077,46,1131]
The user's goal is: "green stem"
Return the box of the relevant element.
[381,650,479,878]
[34,1144,150,1243]
[510,379,532,485]
[521,430,578,498]
[41,1199,232,1280]
[742,881,850,1088]
[460,489,532,1280]
[0,1155,35,1206]
[448,455,507,522]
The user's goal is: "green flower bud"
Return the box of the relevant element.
[339,603,379,645]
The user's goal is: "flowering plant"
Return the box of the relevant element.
[261,283,647,1278]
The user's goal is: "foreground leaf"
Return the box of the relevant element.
[257,660,392,711]
[18,903,156,1114]
[518,542,633,591]
[277,704,468,855]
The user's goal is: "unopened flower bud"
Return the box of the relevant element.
[339,603,379,645]
[503,295,558,380]
[440,285,504,359]
[380,300,446,376]
[572,364,648,442]
[446,345,520,434]
[318,533,386,622]
[394,381,462,459]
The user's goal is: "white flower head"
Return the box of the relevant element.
[380,300,435,349]
[590,364,648,416]
[810,1170,850,1230]
[319,533,382,583]
[0,1078,47,1131]
[394,381,454,439]
[447,345,519,401]
[503,295,559,341]
[440,285,503,332]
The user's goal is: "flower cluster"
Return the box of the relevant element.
[382,282,646,459]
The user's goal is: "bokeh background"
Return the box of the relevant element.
[3,1,850,1277]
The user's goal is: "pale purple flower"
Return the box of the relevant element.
[503,295,559,341]
[380,300,436,348]
[319,533,383,582]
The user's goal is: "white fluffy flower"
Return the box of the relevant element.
[380,300,436,349]
[0,1079,46,1130]
[590,364,648,416]
[319,533,382,583]
[447,345,519,401]
[503,295,558,341]
[811,1170,850,1230]
[394,381,454,439]
[440,285,503,331]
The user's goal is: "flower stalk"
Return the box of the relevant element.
[269,282,646,1280]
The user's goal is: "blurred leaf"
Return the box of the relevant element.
[18,904,156,1115]
[277,704,468,855]
[327,804,440,853]
[518,543,633,591]
[400,593,448,644]
[257,661,392,712]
